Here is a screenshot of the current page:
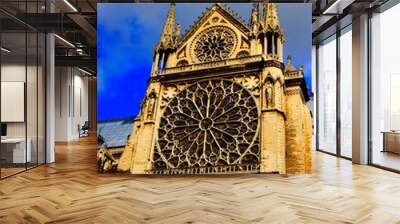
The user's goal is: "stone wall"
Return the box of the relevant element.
[303,103,313,173]
[260,67,286,174]
[285,86,306,173]
[260,111,286,173]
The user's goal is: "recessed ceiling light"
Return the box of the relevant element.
[1,47,11,53]
[78,67,93,76]
[54,34,75,48]
[63,0,78,12]
[322,0,355,15]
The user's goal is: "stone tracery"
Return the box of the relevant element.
[153,80,259,172]
[193,26,237,62]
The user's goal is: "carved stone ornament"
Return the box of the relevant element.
[234,74,260,97]
[237,50,250,58]
[267,86,273,106]
[97,146,118,173]
[153,80,260,172]
[160,85,178,108]
[146,89,157,120]
[192,26,237,62]
[265,80,274,109]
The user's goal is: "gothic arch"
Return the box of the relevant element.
[176,60,189,67]
[264,74,275,84]
[275,76,285,86]
[236,50,250,58]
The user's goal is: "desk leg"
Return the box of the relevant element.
[382,133,386,153]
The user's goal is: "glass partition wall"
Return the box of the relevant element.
[317,35,337,155]
[339,26,352,159]
[0,2,46,179]
[370,3,400,171]
[316,1,400,172]
[1,30,27,177]
[316,26,353,159]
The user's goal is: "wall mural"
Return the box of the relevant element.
[97,2,312,175]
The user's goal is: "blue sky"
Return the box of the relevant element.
[98,3,311,121]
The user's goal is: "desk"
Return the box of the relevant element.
[382,132,400,154]
[1,138,31,163]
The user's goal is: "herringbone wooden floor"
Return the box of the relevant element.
[1,136,400,224]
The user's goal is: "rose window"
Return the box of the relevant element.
[153,80,260,172]
[193,26,236,62]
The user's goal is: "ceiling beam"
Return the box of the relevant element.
[67,13,97,46]
[55,55,96,72]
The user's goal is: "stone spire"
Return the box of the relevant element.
[159,3,178,49]
[250,2,260,35]
[250,2,259,24]
[263,1,280,29]
[285,55,296,72]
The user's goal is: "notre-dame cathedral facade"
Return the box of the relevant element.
[117,2,312,175]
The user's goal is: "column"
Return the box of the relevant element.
[159,53,165,70]
[352,14,369,164]
[264,36,267,56]
[272,36,276,57]
[46,31,55,163]
[277,37,283,61]
[151,53,160,75]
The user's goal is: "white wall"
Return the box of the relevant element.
[55,66,69,141]
[1,65,42,138]
[1,63,46,163]
[339,29,353,158]
[55,67,89,141]
[1,65,26,139]
[72,73,89,138]
[317,36,337,154]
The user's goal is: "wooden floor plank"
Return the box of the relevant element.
[1,136,400,223]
